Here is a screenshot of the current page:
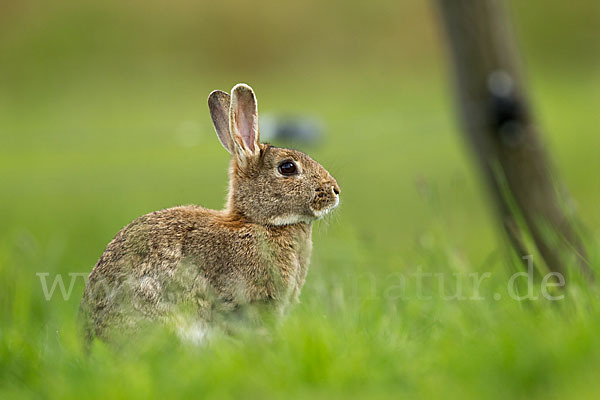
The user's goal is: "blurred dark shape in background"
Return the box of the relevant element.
[435,0,593,280]
[260,114,323,146]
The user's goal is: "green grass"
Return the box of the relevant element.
[2,1,600,398]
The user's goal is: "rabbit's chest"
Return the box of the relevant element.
[260,233,312,304]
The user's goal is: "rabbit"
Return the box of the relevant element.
[79,83,340,344]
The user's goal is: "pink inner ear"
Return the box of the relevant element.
[233,88,258,153]
[238,111,256,151]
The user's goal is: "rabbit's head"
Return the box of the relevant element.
[208,84,340,226]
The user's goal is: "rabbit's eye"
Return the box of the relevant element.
[278,161,297,176]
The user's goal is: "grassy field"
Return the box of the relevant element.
[2,1,600,398]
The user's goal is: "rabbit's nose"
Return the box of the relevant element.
[332,184,340,196]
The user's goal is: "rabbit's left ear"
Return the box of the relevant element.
[208,90,233,154]
[230,83,260,157]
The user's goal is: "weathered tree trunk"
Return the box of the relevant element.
[434,0,592,280]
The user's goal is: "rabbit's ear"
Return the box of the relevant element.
[229,83,260,157]
[208,90,233,154]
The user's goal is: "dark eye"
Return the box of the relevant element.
[278,161,297,176]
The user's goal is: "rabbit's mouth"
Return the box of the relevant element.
[311,195,340,219]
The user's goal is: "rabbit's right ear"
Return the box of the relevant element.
[208,90,233,154]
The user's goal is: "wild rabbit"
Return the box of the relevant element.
[79,84,340,343]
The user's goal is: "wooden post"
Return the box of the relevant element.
[434,0,592,280]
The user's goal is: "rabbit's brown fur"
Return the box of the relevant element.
[80,84,339,343]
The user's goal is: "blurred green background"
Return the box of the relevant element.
[1,0,600,398]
